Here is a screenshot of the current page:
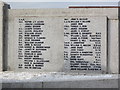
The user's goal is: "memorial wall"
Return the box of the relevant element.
[8,16,107,73]
[0,2,119,74]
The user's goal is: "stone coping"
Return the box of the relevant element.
[0,72,119,83]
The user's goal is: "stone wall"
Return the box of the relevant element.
[0,1,120,88]
[6,8,119,74]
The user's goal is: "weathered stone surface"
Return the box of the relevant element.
[10,17,64,72]
[7,16,107,73]
[0,2,118,74]
[8,8,118,19]
[0,2,4,72]
[64,16,107,73]
[0,1,120,88]
[43,79,118,88]
[6,8,119,74]
[2,82,42,88]
[1,72,119,88]
[108,19,119,74]
[2,79,118,88]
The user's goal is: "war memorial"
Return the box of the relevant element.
[0,1,120,89]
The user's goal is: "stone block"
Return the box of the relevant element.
[0,2,4,72]
[0,1,10,72]
[7,16,107,74]
[43,79,118,88]
[2,82,42,88]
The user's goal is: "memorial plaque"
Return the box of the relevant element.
[13,17,64,71]
[64,17,107,73]
[9,16,107,73]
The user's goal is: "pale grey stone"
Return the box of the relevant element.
[2,82,42,88]
[43,79,118,88]
[0,2,119,74]
[0,2,4,72]
[108,19,119,74]
[1,72,118,88]
[8,15,107,73]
